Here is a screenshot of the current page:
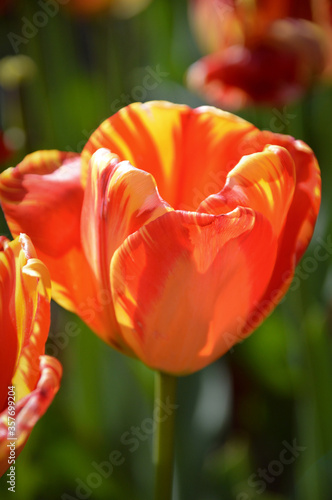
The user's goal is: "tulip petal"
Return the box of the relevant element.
[81,101,256,210]
[204,131,321,331]
[81,148,172,349]
[198,145,296,235]
[0,355,62,477]
[236,133,321,329]
[238,130,321,260]
[13,236,52,401]
[0,151,104,334]
[0,237,19,414]
[0,235,51,412]
[111,208,278,374]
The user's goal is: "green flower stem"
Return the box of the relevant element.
[153,371,178,500]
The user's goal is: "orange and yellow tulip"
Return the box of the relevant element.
[187,0,332,109]
[0,101,321,374]
[0,234,62,477]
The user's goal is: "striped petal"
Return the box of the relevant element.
[0,151,103,334]
[0,356,62,477]
[202,131,321,332]
[81,101,256,211]
[198,145,296,234]
[236,133,321,329]
[238,130,321,261]
[81,148,171,347]
[111,208,278,374]
[0,234,62,476]
[0,237,18,414]
[0,235,51,413]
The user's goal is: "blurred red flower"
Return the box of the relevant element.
[187,0,332,109]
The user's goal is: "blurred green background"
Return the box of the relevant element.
[0,1,332,499]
